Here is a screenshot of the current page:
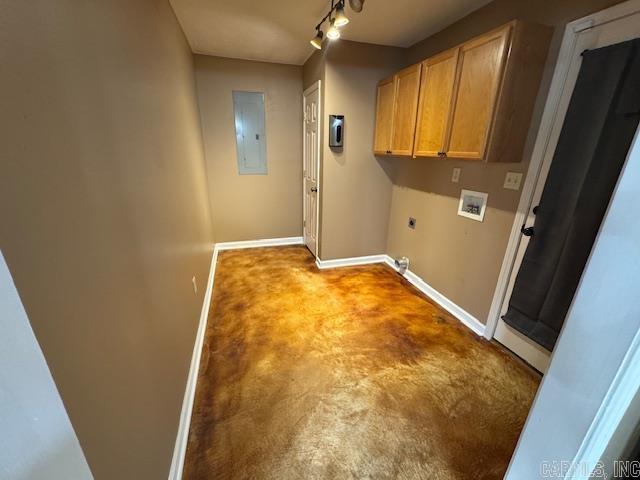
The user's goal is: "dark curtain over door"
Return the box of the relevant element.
[503,39,640,351]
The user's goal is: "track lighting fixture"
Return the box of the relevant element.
[326,18,340,40]
[309,0,362,49]
[310,30,323,50]
[334,2,349,27]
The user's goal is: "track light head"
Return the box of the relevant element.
[310,30,323,50]
[326,18,340,40]
[349,0,365,12]
[310,0,354,49]
[334,2,349,27]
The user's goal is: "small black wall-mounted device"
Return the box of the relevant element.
[329,115,344,148]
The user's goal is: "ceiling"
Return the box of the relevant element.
[169,0,493,65]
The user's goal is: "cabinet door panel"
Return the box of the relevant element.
[446,27,510,160]
[390,64,421,156]
[373,77,395,154]
[414,49,459,157]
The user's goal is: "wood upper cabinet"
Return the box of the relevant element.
[376,20,552,162]
[373,76,395,154]
[413,48,459,157]
[373,64,422,156]
[390,64,422,155]
[445,26,510,160]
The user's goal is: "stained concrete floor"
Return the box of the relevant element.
[183,246,539,479]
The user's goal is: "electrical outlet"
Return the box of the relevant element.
[451,167,461,183]
[504,172,523,191]
[192,276,198,295]
[408,217,417,229]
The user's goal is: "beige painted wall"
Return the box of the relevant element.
[386,0,628,323]
[0,1,213,478]
[386,160,522,321]
[307,41,405,259]
[303,49,326,92]
[406,0,627,64]
[194,55,303,242]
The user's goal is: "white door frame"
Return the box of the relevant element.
[302,81,322,257]
[484,0,640,341]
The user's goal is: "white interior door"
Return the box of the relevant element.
[494,3,640,374]
[303,81,321,256]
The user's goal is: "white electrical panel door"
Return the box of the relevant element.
[233,91,267,175]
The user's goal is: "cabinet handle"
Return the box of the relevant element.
[437,151,446,157]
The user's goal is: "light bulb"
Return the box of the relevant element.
[326,19,340,40]
[310,30,323,50]
[334,2,349,27]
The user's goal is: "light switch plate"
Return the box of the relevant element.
[451,167,461,183]
[504,172,523,191]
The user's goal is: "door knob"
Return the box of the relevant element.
[521,225,534,237]
[310,186,318,192]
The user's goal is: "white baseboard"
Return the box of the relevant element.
[318,253,485,337]
[215,236,303,251]
[168,236,304,479]
[170,244,484,478]
[315,254,389,269]
[399,267,486,337]
[168,247,217,480]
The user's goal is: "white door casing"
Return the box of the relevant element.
[303,81,321,256]
[487,0,640,373]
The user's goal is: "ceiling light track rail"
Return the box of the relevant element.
[314,0,339,32]
[310,0,362,50]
